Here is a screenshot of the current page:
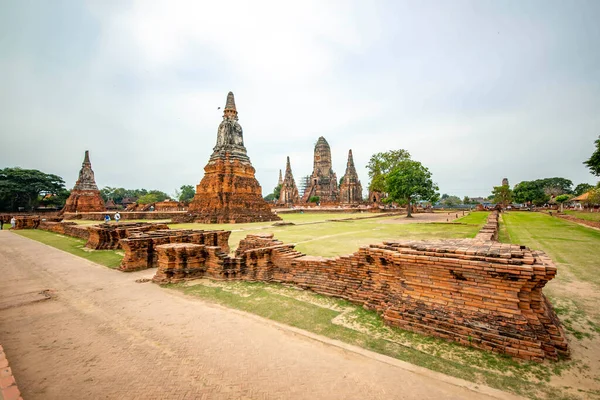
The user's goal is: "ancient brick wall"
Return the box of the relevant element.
[475,211,499,241]
[62,211,187,221]
[119,230,231,272]
[11,216,40,229]
[38,221,90,240]
[86,223,169,250]
[153,230,568,361]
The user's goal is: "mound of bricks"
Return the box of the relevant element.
[152,232,569,361]
[86,222,170,250]
[119,229,231,272]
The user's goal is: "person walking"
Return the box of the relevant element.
[104,214,110,224]
[10,216,16,229]
[114,212,121,223]
[0,217,4,230]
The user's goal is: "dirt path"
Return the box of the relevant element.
[0,231,516,400]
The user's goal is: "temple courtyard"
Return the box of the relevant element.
[2,211,600,399]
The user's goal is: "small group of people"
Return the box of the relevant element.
[104,212,121,224]
[0,216,16,230]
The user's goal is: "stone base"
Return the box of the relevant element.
[187,155,281,223]
[62,190,106,213]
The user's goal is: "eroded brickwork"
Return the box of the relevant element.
[301,137,338,203]
[38,221,90,240]
[119,229,231,272]
[186,92,280,223]
[62,151,106,213]
[153,228,568,361]
[339,149,363,204]
[12,216,40,229]
[278,157,300,205]
[86,223,170,250]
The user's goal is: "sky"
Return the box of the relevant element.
[1,0,599,199]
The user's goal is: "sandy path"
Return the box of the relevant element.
[0,231,515,400]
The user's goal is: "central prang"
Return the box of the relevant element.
[210,91,250,164]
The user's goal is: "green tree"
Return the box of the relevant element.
[0,167,66,211]
[584,135,600,176]
[463,196,471,205]
[273,184,282,200]
[264,193,276,202]
[537,177,573,196]
[38,188,71,209]
[587,188,600,206]
[513,181,550,206]
[574,183,594,196]
[178,185,195,203]
[385,160,438,218]
[554,194,572,212]
[309,196,320,203]
[492,185,513,208]
[442,195,462,207]
[366,149,411,192]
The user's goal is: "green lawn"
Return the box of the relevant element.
[454,211,489,225]
[170,213,483,256]
[13,230,123,268]
[562,210,600,222]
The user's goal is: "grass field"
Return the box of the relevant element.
[169,212,485,256]
[500,212,600,399]
[562,210,600,222]
[13,229,123,268]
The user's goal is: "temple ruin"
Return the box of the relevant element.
[339,149,363,204]
[278,169,283,187]
[185,92,281,223]
[301,136,338,203]
[61,150,106,213]
[278,157,300,205]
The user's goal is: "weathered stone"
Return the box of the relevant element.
[12,216,40,229]
[278,169,283,187]
[278,157,300,205]
[301,137,338,203]
[86,222,169,250]
[186,92,280,223]
[62,151,105,213]
[339,149,363,204]
[153,243,206,283]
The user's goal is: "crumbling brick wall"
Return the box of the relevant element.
[86,223,170,250]
[153,231,568,361]
[38,221,90,240]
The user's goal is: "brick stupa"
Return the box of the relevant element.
[187,92,281,223]
[278,157,300,205]
[301,136,338,203]
[62,150,106,213]
[339,149,363,204]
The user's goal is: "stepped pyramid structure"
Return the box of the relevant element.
[278,157,300,205]
[187,92,281,223]
[301,136,338,203]
[62,150,106,213]
[339,149,363,204]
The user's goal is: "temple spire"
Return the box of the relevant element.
[83,150,90,164]
[278,169,283,186]
[223,91,238,119]
[347,149,354,168]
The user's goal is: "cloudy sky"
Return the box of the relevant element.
[1,0,599,198]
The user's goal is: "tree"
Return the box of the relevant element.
[273,184,282,200]
[587,188,600,207]
[537,177,573,196]
[513,181,550,206]
[309,196,320,203]
[264,193,276,202]
[574,183,594,196]
[385,160,438,218]
[584,135,600,176]
[463,196,471,205]
[492,185,513,208]
[442,195,462,207]
[554,194,572,212]
[178,185,195,203]
[366,150,411,192]
[136,190,169,205]
[0,167,66,211]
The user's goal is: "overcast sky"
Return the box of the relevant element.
[1,0,599,198]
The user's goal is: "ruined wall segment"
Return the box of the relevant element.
[339,149,363,204]
[62,150,106,213]
[301,137,338,203]
[153,232,569,361]
[278,157,300,205]
[187,92,281,223]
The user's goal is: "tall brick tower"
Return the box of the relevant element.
[301,136,338,203]
[62,150,106,213]
[339,149,363,204]
[278,157,300,205]
[187,92,281,223]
